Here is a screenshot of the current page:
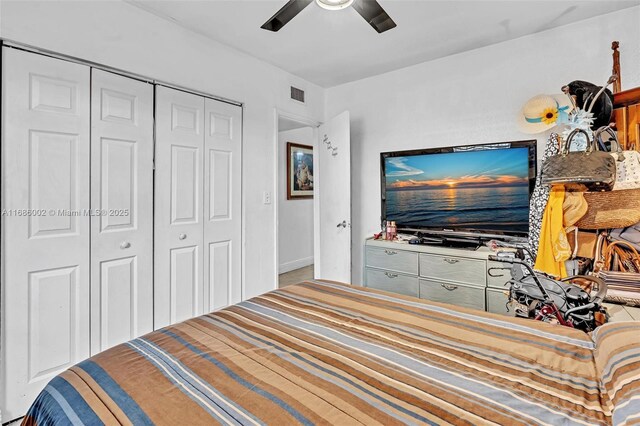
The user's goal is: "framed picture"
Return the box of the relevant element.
[287,142,314,199]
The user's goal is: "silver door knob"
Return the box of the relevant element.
[120,241,131,249]
[337,220,347,228]
[179,233,187,240]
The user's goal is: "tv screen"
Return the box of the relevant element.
[381,141,537,237]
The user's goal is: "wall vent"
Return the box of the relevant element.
[290,86,305,104]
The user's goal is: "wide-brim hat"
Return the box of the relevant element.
[518,94,574,134]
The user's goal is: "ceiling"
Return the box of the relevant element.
[129,0,640,88]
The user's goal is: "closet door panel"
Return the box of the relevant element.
[90,69,154,354]
[1,48,90,420]
[155,86,205,328]
[204,99,242,311]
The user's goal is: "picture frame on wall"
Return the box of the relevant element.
[287,142,314,199]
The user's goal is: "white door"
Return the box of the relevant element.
[90,70,154,354]
[314,111,351,282]
[204,99,242,311]
[154,86,205,329]
[1,48,90,420]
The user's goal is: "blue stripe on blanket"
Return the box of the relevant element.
[77,360,153,425]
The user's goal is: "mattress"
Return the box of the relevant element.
[22,280,640,425]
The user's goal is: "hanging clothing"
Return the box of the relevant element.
[528,133,560,264]
[534,185,571,277]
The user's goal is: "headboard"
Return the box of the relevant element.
[612,41,640,150]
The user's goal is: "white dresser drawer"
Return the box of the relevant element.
[366,247,418,275]
[419,253,486,287]
[486,288,514,316]
[365,268,419,297]
[419,279,485,311]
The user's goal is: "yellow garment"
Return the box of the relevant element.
[535,186,571,278]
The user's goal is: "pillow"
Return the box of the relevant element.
[591,322,640,425]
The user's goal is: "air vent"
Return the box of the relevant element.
[290,86,305,104]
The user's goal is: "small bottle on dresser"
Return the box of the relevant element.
[387,221,397,240]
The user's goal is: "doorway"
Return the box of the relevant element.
[276,114,317,288]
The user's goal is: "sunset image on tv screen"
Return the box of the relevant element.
[384,147,530,232]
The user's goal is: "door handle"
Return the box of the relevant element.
[337,220,347,228]
[441,283,458,291]
[179,233,187,240]
[120,241,131,249]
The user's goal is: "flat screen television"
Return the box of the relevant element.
[381,140,537,239]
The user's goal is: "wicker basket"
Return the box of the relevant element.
[575,188,640,229]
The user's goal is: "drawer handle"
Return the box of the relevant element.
[441,283,458,291]
[443,258,459,264]
[384,250,397,255]
[384,272,398,279]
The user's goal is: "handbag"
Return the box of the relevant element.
[541,128,616,191]
[595,126,640,190]
[565,228,596,276]
[568,228,598,258]
[602,240,640,273]
[574,188,640,229]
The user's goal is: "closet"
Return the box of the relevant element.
[89,69,155,354]
[0,46,243,421]
[2,48,92,422]
[154,87,242,329]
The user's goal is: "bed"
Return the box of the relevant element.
[22,280,640,425]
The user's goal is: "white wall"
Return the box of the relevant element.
[0,0,325,298]
[278,127,315,273]
[325,6,640,286]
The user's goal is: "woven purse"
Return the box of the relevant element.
[575,189,640,229]
[541,129,616,191]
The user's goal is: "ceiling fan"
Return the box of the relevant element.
[261,0,397,33]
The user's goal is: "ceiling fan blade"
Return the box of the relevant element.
[352,0,396,33]
[261,0,314,32]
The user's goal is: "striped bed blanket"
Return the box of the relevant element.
[23,280,640,425]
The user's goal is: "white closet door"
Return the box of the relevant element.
[204,99,243,310]
[90,70,154,354]
[1,48,90,420]
[154,86,205,329]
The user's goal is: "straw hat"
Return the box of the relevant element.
[575,189,640,229]
[518,94,574,134]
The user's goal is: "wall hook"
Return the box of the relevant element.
[323,134,338,157]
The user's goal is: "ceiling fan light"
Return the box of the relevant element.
[315,0,354,11]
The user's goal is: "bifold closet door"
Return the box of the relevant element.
[154,86,205,329]
[1,48,90,420]
[90,70,154,354]
[204,99,242,310]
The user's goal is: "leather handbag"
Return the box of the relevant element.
[541,128,616,191]
[602,240,640,273]
[568,228,598,259]
[595,126,640,190]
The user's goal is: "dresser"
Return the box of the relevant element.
[364,238,514,316]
